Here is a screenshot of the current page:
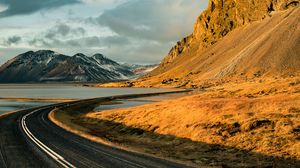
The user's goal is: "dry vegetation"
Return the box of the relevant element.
[52,77,300,167]
[52,1,300,167]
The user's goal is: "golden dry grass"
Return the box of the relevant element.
[51,77,300,166]
[86,77,300,163]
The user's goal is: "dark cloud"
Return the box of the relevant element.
[27,21,128,49]
[91,0,207,42]
[44,23,86,40]
[2,36,22,46]
[45,24,71,39]
[60,35,129,48]
[29,34,128,49]
[28,38,52,48]
[0,0,80,18]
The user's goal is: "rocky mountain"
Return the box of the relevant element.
[125,0,300,88]
[0,50,134,83]
[157,0,299,69]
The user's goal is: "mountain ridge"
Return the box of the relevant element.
[0,50,134,83]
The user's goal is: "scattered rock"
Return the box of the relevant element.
[204,122,241,137]
[246,119,273,131]
[161,78,174,84]
[289,80,300,86]
[254,71,262,77]
[125,81,134,87]
[291,126,300,134]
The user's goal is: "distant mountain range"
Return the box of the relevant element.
[0,50,154,83]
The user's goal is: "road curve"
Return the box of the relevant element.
[0,92,191,168]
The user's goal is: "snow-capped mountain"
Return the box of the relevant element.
[0,50,134,83]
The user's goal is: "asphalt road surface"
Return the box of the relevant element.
[0,96,191,168]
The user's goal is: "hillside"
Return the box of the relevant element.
[75,0,300,166]
[84,77,300,167]
[100,0,300,88]
[0,50,133,83]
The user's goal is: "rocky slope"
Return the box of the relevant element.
[115,0,299,88]
[0,50,134,83]
[156,0,299,71]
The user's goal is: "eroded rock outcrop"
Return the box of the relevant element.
[157,0,299,70]
[100,0,299,88]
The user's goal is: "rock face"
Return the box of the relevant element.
[137,0,300,87]
[0,50,134,83]
[156,0,299,71]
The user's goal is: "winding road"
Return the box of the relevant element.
[0,94,191,168]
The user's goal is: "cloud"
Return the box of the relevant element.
[81,0,208,63]
[44,23,86,40]
[81,0,125,5]
[29,35,129,49]
[27,21,129,49]
[100,39,173,64]
[90,0,208,42]
[102,36,129,46]
[0,0,80,18]
[0,3,8,12]
[27,23,87,48]
[1,36,22,46]
[0,0,208,64]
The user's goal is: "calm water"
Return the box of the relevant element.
[0,100,50,114]
[0,84,176,115]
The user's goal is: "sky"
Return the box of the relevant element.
[0,0,208,65]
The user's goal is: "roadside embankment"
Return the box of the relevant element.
[49,90,193,166]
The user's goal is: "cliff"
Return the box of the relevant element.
[126,0,299,88]
[98,0,299,88]
[155,0,299,72]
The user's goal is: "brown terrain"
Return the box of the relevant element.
[51,0,300,167]
[51,77,300,167]
[99,0,300,88]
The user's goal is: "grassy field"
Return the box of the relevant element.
[50,77,300,167]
